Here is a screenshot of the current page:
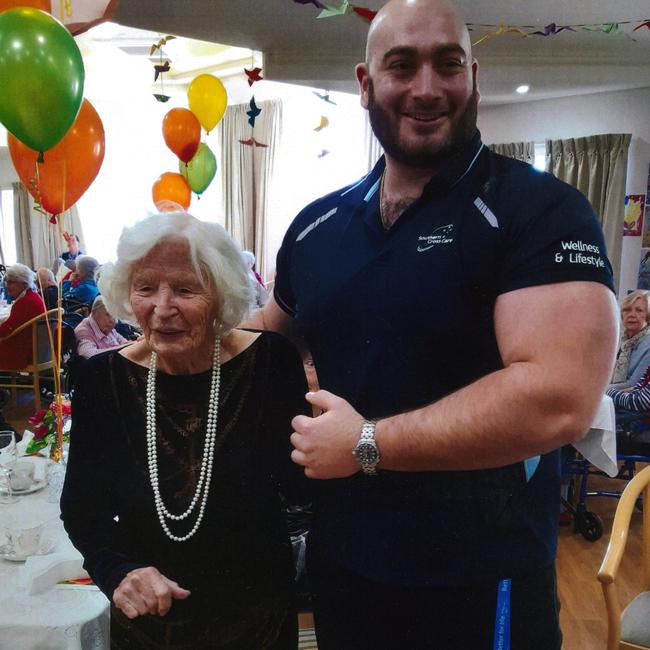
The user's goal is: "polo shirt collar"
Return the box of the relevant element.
[356,130,485,231]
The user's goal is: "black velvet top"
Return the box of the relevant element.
[60,332,309,648]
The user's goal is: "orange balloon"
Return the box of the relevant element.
[162,108,201,163]
[152,173,191,211]
[8,98,105,215]
[0,0,50,12]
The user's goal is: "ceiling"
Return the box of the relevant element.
[107,0,650,105]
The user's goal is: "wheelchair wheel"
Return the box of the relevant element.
[576,511,603,542]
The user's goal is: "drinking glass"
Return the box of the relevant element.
[0,431,18,504]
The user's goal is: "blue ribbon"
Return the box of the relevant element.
[493,578,511,650]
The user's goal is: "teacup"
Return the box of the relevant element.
[1,519,46,559]
[11,461,35,491]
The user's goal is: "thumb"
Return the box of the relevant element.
[305,389,340,412]
[164,578,191,600]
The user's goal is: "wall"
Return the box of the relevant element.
[478,87,650,297]
[0,148,18,187]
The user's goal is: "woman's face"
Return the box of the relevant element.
[622,297,648,338]
[5,278,26,299]
[129,240,218,365]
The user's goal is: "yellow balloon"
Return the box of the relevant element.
[187,74,228,133]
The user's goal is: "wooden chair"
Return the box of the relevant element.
[0,308,60,411]
[598,464,650,650]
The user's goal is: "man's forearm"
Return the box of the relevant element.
[376,361,602,472]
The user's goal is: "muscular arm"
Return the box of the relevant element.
[291,281,619,477]
[377,281,618,471]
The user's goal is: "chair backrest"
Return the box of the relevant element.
[27,309,60,369]
[35,319,54,364]
[598,465,650,650]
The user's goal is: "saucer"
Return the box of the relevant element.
[0,478,46,496]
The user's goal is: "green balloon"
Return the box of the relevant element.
[0,8,84,153]
[180,143,217,195]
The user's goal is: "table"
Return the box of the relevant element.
[0,457,109,649]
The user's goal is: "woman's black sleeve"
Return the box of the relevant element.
[60,355,145,600]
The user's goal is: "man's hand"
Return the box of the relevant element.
[290,390,364,479]
[113,566,190,619]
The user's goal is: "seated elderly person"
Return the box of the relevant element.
[607,368,650,412]
[37,268,59,309]
[62,255,100,307]
[610,290,650,389]
[74,295,128,359]
[0,264,46,369]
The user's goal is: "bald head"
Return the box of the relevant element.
[355,0,478,172]
[366,0,472,67]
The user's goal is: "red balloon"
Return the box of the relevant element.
[162,108,201,163]
[8,98,105,215]
[152,173,191,211]
[0,0,50,12]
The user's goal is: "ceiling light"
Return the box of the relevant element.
[516,84,530,94]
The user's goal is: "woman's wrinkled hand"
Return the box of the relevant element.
[113,566,191,619]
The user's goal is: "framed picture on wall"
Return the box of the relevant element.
[625,194,645,236]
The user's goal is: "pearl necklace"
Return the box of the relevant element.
[146,337,221,542]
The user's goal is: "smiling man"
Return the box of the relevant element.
[248,0,618,647]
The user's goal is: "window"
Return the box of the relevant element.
[533,142,546,171]
[0,188,17,265]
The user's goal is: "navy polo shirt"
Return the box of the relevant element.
[275,132,614,586]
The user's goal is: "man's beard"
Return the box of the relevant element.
[367,78,478,169]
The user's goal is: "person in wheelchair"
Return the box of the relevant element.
[62,255,100,307]
[610,290,650,389]
[74,296,129,359]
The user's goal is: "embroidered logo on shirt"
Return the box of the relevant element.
[554,240,605,268]
[417,224,454,252]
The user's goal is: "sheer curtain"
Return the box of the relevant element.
[12,181,85,269]
[216,99,282,280]
[546,134,631,288]
[487,141,535,164]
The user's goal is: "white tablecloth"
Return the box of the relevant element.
[0,458,110,650]
[574,394,618,477]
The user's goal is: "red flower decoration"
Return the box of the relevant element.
[33,423,49,440]
[28,408,48,425]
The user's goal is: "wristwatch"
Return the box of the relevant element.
[353,420,380,476]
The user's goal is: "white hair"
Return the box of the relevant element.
[6,263,36,289]
[76,255,99,280]
[37,267,56,286]
[90,294,108,314]
[99,211,251,332]
[241,250,256,270]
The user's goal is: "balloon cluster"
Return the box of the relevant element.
[153,74,226,211]
[0,3,105,219]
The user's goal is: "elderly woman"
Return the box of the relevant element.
[62,255,100,306]
[60,211,309,649]
[0,264,46,369]
[610,290,650,388]
[74,295,128,359]
[37,267,59,309]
